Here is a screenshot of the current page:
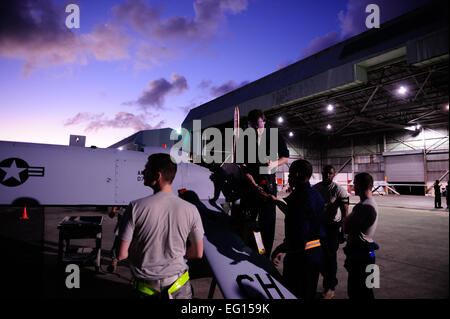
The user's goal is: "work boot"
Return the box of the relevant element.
[323,289,335,299]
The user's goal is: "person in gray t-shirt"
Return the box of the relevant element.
[343,172,379,300]
[314,165,349,299]
[118,153,204,299]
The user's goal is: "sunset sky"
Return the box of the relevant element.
[0,0,430,147]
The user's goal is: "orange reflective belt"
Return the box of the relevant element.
[305,239,321,250]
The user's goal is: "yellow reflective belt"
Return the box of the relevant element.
[305,239,321,250]
[133,280,159,296]
[134,271,190,296]
[168,271,190,294]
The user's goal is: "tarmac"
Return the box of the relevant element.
[0,194,448,299]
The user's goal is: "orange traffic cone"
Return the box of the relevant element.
[21,207,29,220]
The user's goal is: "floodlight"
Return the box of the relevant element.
[397,86,408,95]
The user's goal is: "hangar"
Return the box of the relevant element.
[181,1,449,195]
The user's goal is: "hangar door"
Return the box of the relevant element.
[384,153,425,182]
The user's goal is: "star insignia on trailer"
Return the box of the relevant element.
[0,158,45,187]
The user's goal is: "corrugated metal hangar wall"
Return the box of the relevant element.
[305,128,449,194]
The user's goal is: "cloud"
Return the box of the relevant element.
[0,0,250,74]
[0,0,77,74]
[135,43,178,66]
[64,112,104,126]
[64,111,165,132]
[179,102,197,114]
[111,0,162,35]
[125,73,188,110]
[112,0,248,41]
[195,78,249,99]
[210,80,249,97]
[299,0,432,59]
[110,0,249,70]
[80,23,131,61]
[300,31,341,59]
[198,79,213,89]
[0,0,131,75]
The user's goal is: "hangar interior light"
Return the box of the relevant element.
[326,124,332,130]
[397,85,408,95]
[289,131,294,137]
[278,116,284,124]
[327,104,334,112]
[405,124,422,131]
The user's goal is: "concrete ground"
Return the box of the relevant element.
[0,194,448,299]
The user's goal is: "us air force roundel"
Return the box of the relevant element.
[0,158,45,187]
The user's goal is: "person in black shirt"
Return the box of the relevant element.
[434,180,442,208]
[270,159,325,300]
[241,109,289,257]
